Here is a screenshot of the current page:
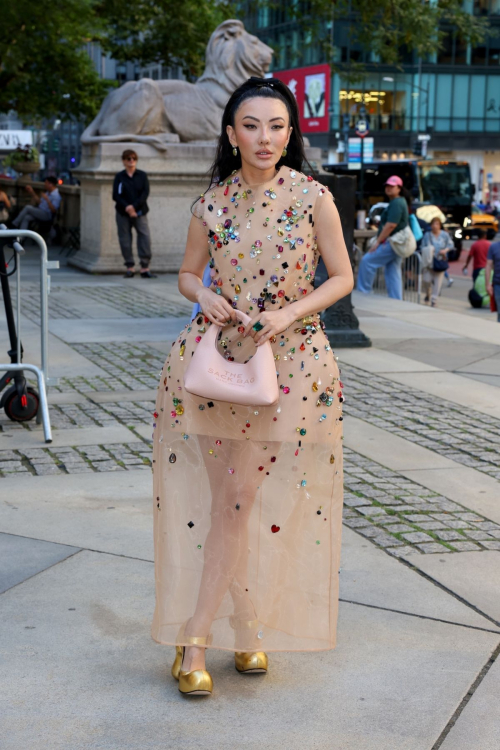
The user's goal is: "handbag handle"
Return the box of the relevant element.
[206,309,253,353]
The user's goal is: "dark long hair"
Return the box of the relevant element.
[207,77,311,189]
[400,186,413,210]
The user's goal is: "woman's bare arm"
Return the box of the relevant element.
[178,215,236,325]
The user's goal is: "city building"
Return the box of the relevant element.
[241,1,500,201]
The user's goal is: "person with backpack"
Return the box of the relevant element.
[357,175,414,300]
[421,217,454,307]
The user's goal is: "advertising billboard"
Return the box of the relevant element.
[273,64,330,134]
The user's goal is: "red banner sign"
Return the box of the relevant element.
[273,64,330,134]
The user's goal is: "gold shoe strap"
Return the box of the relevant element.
[184,636,207,646]
[229,616,259,629]
[183,633,213,646]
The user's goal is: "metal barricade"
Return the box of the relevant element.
[0,228,60,442]
[373,251,422,304]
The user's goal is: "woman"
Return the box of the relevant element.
[356,175,411,300]
[421,217,453,307]
[151,77,353,696]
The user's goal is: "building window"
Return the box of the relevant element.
[438,30,454,65]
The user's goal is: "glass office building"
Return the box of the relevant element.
[241,1,500,199]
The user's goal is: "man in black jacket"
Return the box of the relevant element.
[113,149,156,278]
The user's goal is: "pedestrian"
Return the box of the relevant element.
[421,217,454,307]
[152,76,353,697]
[462,229,491,282]
[356,175,413,299]
[485,238,500,321]
[12,177,61,230]
[113,149,156,278]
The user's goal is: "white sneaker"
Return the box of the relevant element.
[447,277,454,287]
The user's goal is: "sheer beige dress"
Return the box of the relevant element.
[152,165,344,652]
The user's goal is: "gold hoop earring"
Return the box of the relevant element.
[232,145,238,157]
[282,146,287,157]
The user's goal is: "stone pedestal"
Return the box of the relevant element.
[71,141,324,274]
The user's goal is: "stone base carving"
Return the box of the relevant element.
[71,141,323,274]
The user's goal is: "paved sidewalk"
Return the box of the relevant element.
[1,249,499,749]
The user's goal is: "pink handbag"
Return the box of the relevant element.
[184,310,279,406]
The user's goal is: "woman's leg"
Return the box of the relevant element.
[356,240,396,294]
[431,271,445,305]
[383,246,403,299]
[182,436,276,670]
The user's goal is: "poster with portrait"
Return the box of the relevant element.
[273,64,330,133]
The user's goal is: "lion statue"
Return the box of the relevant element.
[81,20,274,151]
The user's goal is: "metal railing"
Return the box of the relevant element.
[0,228,60,442]
[373,251,422,304]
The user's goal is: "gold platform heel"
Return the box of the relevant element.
[172,625,213,696]
[229,616,268,674]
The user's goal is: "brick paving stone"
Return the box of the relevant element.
[381,523,414,533]
[343,495,373,508]
[357,526,384,538]
[372,533,405,548]
[449,541,483,552]
[386,546,420,557]
[416,543,452,554]
[470,521,500,531]
[343,518,373,529]
[343,364,500,479]
[410,521,448,531]
[435,530,466,541]
[356,506,387,517]
[401,514,429,523]
[466,530,495,541]
[486,530,500,540]
[443,520,472,530]
[31,465,63,476]
[481,541,500,550]
[401,531,435,543]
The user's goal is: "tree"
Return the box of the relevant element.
[256,0,489,70]
[0,0,232,123]
[0,1,111,122]
[96,0,232,79]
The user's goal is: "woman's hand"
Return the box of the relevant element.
[243,307,296,346]
[196,287,236,326]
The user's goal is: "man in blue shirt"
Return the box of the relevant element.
[13,176,61,230]
[486,240,500,321]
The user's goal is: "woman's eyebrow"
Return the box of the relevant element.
[241,115,286,122]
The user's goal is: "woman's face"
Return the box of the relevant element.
[431,219,441,233]
[384,184,401,199]
[226,96,292,173]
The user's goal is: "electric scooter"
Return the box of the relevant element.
[0,230,40,421]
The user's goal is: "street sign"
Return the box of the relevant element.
[348,137,361,169]
[363,137,374,163]
[0,130,33,151]
[417,134,431,141]
[356,119,369,137]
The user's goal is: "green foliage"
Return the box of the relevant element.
[95,0,232,78]
[0,0,112,122]
[0,0,232,122]
[256,0,489,70]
